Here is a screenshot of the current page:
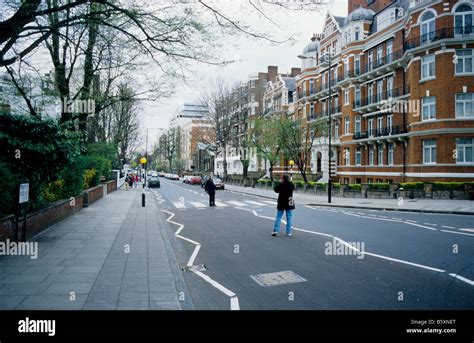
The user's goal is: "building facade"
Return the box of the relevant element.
[296,0,474,184]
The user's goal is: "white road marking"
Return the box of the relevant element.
[449,273,474,286]
[190,202,206,208]
[440,230,474,237]
[405,220,418,223]
[173,202,186,209]
[214,201,228,207]
[442,225,456,229]
[227,200,248,207]
[234,207,451,277]
[244,200,269,206]
[261,200,277,205]
[341,211,437,231]
[460,228,474,233]
[161,209,240,310]
[424,223,437,226]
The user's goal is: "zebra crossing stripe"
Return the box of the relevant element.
[261,200,276,205]
[215,201,229,207]
[226,200,248,207]
[190,202,206,208]
[244,200,268,206]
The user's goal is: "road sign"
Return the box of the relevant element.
[19,183,29,204]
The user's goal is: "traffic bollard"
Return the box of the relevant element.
[142,192,145,207]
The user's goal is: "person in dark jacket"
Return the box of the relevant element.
[204,175,216,207]
[272,174,295,236]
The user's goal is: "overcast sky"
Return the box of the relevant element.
[141,0,347,148]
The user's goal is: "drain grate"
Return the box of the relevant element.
[250,270,307,287]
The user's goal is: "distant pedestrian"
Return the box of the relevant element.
[128,174,133,189]
[204,175,216,207]
[272,174,295,237]
[125,174,130,191]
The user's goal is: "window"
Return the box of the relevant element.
[377,8,397,31]
[368,51,374,71]
[251,94,256,102]
[388,143,394,165]
[344,89,350,105]
[345,117,350,135]
[387,40,393,63]
[344,58,349,78]
[334,97,339,111]
[344,148,350,165]
[423,139,437,164]
[456,93,474,117]
[310,79,314,94]
[456,138,474,163]
[335,121,339,138]
[421,54,435,80]
[355,27,360,41]
[422,96,436,120]
[355,115,361,134]
[355,56,360,75]
[377,116,384,134]
[368,84,374,104]
[250,80,256,88]
[455,3,473,35]
[378,144,384,165]
[251,107,256,115]
[354,86,361,107]
[368,118,374,136]
[377,45,383,67]
[369,146,374,165]
[323,102,327,115]
[387,76,394,98]
[387,114,394,133]
[355,148,361,166]
[377,80,384,102]
[420,11,436,44]
[455,49,473,74]
[310,103,315,117]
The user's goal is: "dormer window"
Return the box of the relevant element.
[355,27,360,40]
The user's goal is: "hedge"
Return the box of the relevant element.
[399,182,424,190]
[432,182,470,191]
[368,183,390,190]
[348,184,361,191]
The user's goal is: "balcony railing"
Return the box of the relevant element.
[360,49,404,75]
[353,124,408,140]
[352,85,410,109]
[404,26,474,50]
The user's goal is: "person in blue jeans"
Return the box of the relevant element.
[272,174,295,237]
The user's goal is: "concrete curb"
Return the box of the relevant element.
[225,187,474,216]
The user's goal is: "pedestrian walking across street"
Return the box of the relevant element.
[272,174,295,237]
[204,174,216,207]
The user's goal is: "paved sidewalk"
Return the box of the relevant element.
[226,184,474,215]
[0,186,189,310]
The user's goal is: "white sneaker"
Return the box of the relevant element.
[271,232,277,236]
[286,233,292,237]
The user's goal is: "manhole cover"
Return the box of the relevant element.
[250,270,306,287]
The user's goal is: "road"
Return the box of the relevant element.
[150,177,474,310]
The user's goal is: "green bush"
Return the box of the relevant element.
[399,182,424,190]
[368,183,390,190]
[293,180,305,187]
[348,184,361,191]
[332,182,340,189]
[432,182,467,191]
[0,163,21,215]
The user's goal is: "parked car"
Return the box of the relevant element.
[148,175,160,188]
[214,178,225,190]
[189,176,202,185]
[170,174,180,181]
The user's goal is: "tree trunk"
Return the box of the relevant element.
[269,164,274,182]
[222,144,228,179]
[241,159,249,179]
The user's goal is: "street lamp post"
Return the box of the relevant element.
[298,51,334,203]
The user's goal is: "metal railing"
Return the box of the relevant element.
[353,85,410,109]
[404,26,474,50]
[360,49,404,75]
[354,124,408,140]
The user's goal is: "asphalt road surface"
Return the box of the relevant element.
[149,177,474,310]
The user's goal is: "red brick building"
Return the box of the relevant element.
[295,0,474,184]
